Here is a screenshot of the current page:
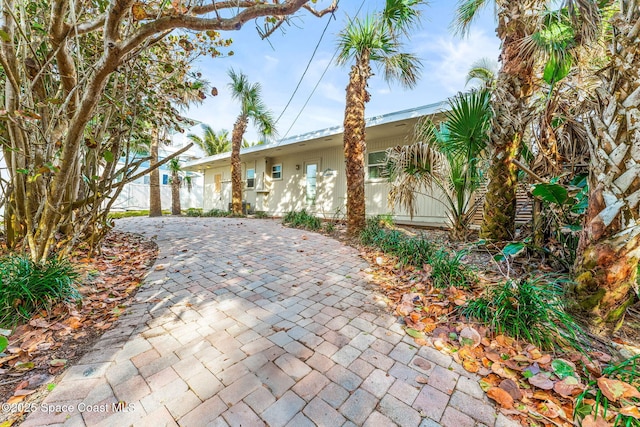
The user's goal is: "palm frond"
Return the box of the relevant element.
[336,15,381,66]
[382,52,422,88]
[382,0,427,37]
[386,142,449,218]
[187,124,231,156]
[562,0,602,45]
[440,89,491,162]
[452,0,491,36]
[466,57,498,88]
[227,69,277,142]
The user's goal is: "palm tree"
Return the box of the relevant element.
[465,58,497,90]
[242,139,266,148]
[227,69,275,215]
[169,158,182,215]
[149,128,163,217]
[387,89,492,240]
[453,0,600,241]
[337,0,425,235]
[187,125,231,156]
[574,2,640,325]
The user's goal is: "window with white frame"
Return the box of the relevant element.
[367,151,387,179]
[271,164,282,180]
[246,168,255,188]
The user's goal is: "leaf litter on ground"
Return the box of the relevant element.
[359,242,639,427]
[0,231,157,426]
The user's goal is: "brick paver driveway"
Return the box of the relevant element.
[23,217,518,427]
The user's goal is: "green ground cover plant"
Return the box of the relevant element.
[0,255,80,327]
[282,210,322,231]
[360,216,475,289]
[463,276,584,350]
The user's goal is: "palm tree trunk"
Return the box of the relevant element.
[479,2,534,241]
[171,172,181,215]
[149,128,162,217]
[574,6,640,324]
[231,116,248,216]
[343,58,371,235]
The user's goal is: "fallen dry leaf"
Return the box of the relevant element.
[412,357,432,372]
[487,386,514,409]
[619,406,640,419]
[6,395,25,404]
[416,375,429,384]
[499,379,523,400]
[13,389,36,397]
[581,414,610,427]
[463,359,480,373]
[529,373,555,390]
[597,377,640,402]
[459,326,481,348]
[553,377,582,397]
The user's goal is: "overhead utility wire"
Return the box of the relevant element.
[281,0,366,140]
[275,0,339,125]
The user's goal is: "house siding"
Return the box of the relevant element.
[201,136,449,227]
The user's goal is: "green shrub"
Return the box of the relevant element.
[463,276,584,350]
[282,210,321,231]
[0,255,80,327]
[254,211,269,219]
[323,222,336,233]
[108,210,170,219]
[203,209,232,217]
[185,208,203,217]
[360,217,474,288]
[429,248,475,289]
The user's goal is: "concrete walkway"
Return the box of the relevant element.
[23,217,518,427]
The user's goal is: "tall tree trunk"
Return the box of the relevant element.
[344,57,371,236]
[573,7,640,325]
[479,2,534,241]
[231,115,248,216]
[171,171,181,215]
[149,128,162,217]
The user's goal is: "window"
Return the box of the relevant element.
[162,174,169,185]
[143,176,150,185]
[214,174,222,193]
[272,164,282,180]
[305,163,317,204]
[367,151,387,179]
[246,168,255,188]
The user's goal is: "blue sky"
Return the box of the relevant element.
[174,0,500,147]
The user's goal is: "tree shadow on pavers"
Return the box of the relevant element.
[25,216,406,426]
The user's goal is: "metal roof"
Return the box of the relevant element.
[183,101,447,170]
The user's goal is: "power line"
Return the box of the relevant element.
[275,1,339,125]
[281,0,367,140]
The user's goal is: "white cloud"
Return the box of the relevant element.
[419,29,500,94]
[263,55,279,72]
[317,81,344,103]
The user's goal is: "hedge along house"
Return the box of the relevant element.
[182,102,450,226]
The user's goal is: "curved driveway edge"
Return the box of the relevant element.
[22,217,519,427]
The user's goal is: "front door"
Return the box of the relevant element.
[305,163,317,205]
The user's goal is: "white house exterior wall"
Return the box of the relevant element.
[201,137,449,227]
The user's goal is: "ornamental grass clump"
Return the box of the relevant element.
[360,216,475,288]
[282,210,322,231]
[0,255,80,327]
[463,276,584,351]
